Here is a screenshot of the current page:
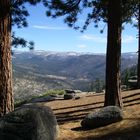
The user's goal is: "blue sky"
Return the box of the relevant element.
[13,4,138,53]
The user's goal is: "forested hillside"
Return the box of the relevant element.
[12,51,137,100]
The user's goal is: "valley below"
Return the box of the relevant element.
[12,51,137,101]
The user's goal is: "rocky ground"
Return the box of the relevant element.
[40,89,140,140]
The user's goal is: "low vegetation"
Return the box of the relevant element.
[42,90,65,96]
[14,89,65,108]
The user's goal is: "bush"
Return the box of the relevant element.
[14,90,65,108]
[14,100,28,108]
[43,90,65,96]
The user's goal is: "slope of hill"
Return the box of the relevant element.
[12,51,137,100]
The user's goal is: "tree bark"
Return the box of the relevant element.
[0,0,14,117]
[137,4,140,88]
[104,0,123,108]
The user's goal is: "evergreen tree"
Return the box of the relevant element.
[0,0,13,116]
[89,81,95,92]
[122,65,137,88]
[121,68,131,87]
[104,0,123,107]
[122,0,140,88]
[44,0,138,108]
[94,78,103,93]
[0,0,41,116]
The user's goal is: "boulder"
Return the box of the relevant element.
[65,89,82,93]
[30,95,55,103]
[65,89,75,94]
[0,105,58,140]
[81,106,123,129]
[64,93,75,100]
[50,94,58,98]
[74,96,80,100]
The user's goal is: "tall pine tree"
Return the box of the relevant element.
[44,0,138,108]
[0,0,13,116]
[0,0,41,117]
[104,0,122,107]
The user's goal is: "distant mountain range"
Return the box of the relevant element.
[12,51,138,101]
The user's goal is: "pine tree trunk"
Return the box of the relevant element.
[104,0,123,108]
[137,4,140,88]
[0,0,14,117]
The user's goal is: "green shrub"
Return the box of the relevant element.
[42,90,65,96]
[14,100,28,108]
[14,90,65,108]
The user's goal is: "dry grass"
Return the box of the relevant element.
[43,89,140,140]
